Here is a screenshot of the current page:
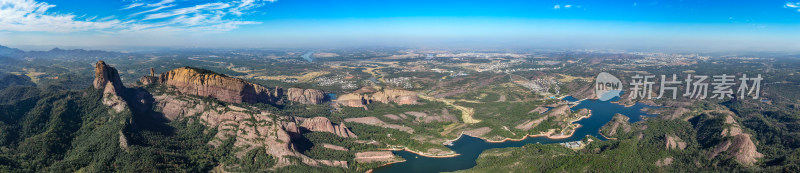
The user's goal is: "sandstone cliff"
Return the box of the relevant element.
[370,89,419,105]
[334,89,418,108]
[335,93,367,107]
[354,151,401,163]
[143,67,281,104]
[600,113,631,137]
[665,134,687,150]
[94,61,127,113]
[287,88,325,104]
[93,61,131,152]
[94,61,124,94]
[300,117,357,138]
[707,114,763,165]
[152,94,348,169]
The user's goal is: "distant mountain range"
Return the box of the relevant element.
[0,44,124,60]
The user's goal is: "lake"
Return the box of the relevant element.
[372,96,655,173]
[302,51,315,62]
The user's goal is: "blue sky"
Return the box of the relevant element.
[0,0,799,51]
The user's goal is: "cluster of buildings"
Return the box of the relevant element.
[385,77,414,89]
[434,52,528,59]
[475,62,511,72]
[515,77,561,94]
[314,75,358,89]
[629,52,710,66]
[559,141,584,149]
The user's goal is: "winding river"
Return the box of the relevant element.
[372,97,655,173]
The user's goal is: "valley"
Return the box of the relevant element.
[0,46,799,172]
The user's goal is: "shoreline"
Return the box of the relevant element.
[364,146,461,173]
[369,98,599,172]
[380,147,461,158]
[598,131,618,140]
[369,96,660,172]
[472,110,593,143]
[364,159,405,173]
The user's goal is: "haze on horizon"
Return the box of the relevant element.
[1,0,799,52]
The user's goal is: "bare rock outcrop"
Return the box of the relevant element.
[463,127,493,137]
[141,67,281,104]
[93,61,127,112]
[370,89,419,105]
[142,67,332,105]
[709,133,763,165]
[335,93,367,107]
[601,114,631,137]
[300,117,357,138]
[322,143,349,151]
[665,134,687,150]
[153,94,348,169]
[354,151,400,163]
[527,106,550,114]
[94,61,124,92]
[287,88,325,104]
[136,66,349,169]
[515,105,571,131]
[707,114,763,165]
[163,67,280,104]
[335,89,419,108]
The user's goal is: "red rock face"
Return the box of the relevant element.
[93,61,124,92]
[334,89,419,108]
[139,76,157,86]
[93,61,128,112]
[370,89,418,105]
[300,117,357,138]
[287,88,325,104]
[156,67,280,104]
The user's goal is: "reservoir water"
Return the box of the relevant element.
[373,96,655,173]
[302,51,315,62]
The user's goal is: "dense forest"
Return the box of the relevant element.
[0,84,278,172]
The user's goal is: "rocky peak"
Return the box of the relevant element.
[706,113,764,165]
[93,60,127,112]
[334,93,367,108]
[370,89,418,105]
[151,67,279,104]
[665,134,687,150]
[300,117,357,138]
[93,61,124,93]
[141,67,336,105]
[334,89,419,108]
[287,88,325,104]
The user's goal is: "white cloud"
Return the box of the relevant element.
[0,0,273,34]
[130,4,176,16]
[144,3,231,20]
[230,0,276,16]
[785,2,800,8]
[554,4,579,10]
[0,0,121,32]
[122,3,144,10]
[146,0,174,8]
